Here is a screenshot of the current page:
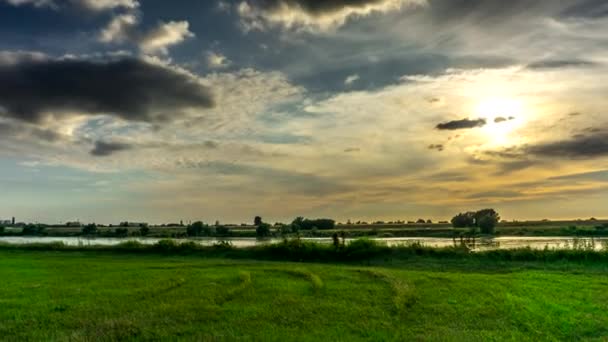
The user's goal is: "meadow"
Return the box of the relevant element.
[1,245,607,340]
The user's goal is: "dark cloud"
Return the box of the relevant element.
[344,147,361,153]
[0,56,214,124]
[428,144,444,151]
[466,190,523,200]
[436,118,486,130]
[560,0,608,18]
[494,116,514,123]
[0,120,63,142]
[528,131,608,158]
[527,59,597,70]
[90,140,133,157]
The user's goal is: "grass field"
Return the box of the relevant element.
[1,250,607,341]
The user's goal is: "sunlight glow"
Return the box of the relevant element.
[475,97,525,146]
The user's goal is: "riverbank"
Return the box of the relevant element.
[2,238,608,264]
[0,249,606,340]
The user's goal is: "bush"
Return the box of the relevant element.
[139,225,150,236]
[0,226,4,234]
[256,223,271,238]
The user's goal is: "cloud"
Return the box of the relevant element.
[528,131,608,159]
[3,0,138,11]
[428,144,444,151]
[0,120,64,142]
[527,59,597,70]
[494,116,514,123]
[206,51,231,69]
[236,0,425,32]
[436,118,486,130]
[0,56,214,124]
[344,74,359,86]
[90,140,133,157]
[139,21,194,54]
[99,15,194,54]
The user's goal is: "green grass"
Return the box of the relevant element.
[0,250,607,341]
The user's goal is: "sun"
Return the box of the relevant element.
[475,97,525,146]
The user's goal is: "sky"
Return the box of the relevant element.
[0,0,607,224]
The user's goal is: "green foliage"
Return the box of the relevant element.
[215,225,231,237]
[139,225,150,236]
[114,228,129,237]
[256,223,271,238]
[451,212,476,228]
[22,224,46,236]
[478,215,497,234]
[0,226,4,234]
[82,223,98,236]
[187,221,210,237]
[291,217,336,230]
[452,209,500,234]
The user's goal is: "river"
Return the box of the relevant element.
[1,236,607,251]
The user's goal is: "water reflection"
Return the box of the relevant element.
[0,236,607,251]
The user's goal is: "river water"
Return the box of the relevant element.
[1,236,607,251]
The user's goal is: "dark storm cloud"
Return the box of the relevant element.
[0,57,214,124]
[436,118,486,130]
[528,131,608,158]
[559,0,608,18]
[527,59,597,70]
[90,140,133,157]
[0,120,63,142]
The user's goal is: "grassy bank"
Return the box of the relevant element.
[0,249,607,340]
[2,238,608,264]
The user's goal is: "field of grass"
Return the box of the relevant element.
[1,250,607,340]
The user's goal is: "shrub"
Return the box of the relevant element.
[139,225,150,236]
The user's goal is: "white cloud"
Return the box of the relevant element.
[344,74,359,86]
[206,51,231,69]
[99,15,195,55]
[237,0,426,32]
[139,21,194,54]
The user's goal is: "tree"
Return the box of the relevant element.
[256,223,271,238]
[139,225,150,236]
[475,209,500,234]
[416,218,426,224]
[451,212,476,228]
[115,228,129,237]
[82,223,98,235]
[473,209,500,227]
[477,215,497,234]
[215,225,230,236]
[187,221,207,237]
[254,216,263,226]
